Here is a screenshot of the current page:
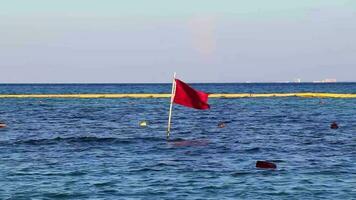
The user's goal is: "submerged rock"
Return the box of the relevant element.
[330,122,339,129]
[256,161,277,169]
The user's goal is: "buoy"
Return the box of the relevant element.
[0,122,6,128]
[139,121,148,127]
[330,122,339,129]
[256,161,277,169]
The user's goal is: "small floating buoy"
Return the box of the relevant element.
[330,122,339,129]
[139,121,148,127]
[0,122,6,128]
[256,161,276,169]
[218,122,226,128]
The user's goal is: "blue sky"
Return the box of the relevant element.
[1,0,355,82]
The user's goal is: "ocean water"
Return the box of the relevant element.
[0,83,355,199]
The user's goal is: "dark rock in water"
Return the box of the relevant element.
[330,122,339,129]
[256,161,277,169]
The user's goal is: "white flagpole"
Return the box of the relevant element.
[167,72,177,139]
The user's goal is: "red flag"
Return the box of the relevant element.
[173,79,210,110]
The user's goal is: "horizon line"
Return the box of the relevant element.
[1,81,356,84]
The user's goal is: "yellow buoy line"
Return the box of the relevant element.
[0,93,355,98]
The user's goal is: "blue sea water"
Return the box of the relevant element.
[0,83,355,199]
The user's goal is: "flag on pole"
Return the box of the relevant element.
[167,74,210,138]
[173,79,210,110]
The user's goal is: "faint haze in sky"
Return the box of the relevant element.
[1,0,356,83]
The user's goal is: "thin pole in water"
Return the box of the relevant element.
[167,72,177,139]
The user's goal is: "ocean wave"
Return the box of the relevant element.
[2,136,164,146]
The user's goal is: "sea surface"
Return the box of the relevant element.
[0,83,355,199]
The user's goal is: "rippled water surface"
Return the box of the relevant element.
[0,84,355,199]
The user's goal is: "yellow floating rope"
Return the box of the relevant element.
[0,93,355,98]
